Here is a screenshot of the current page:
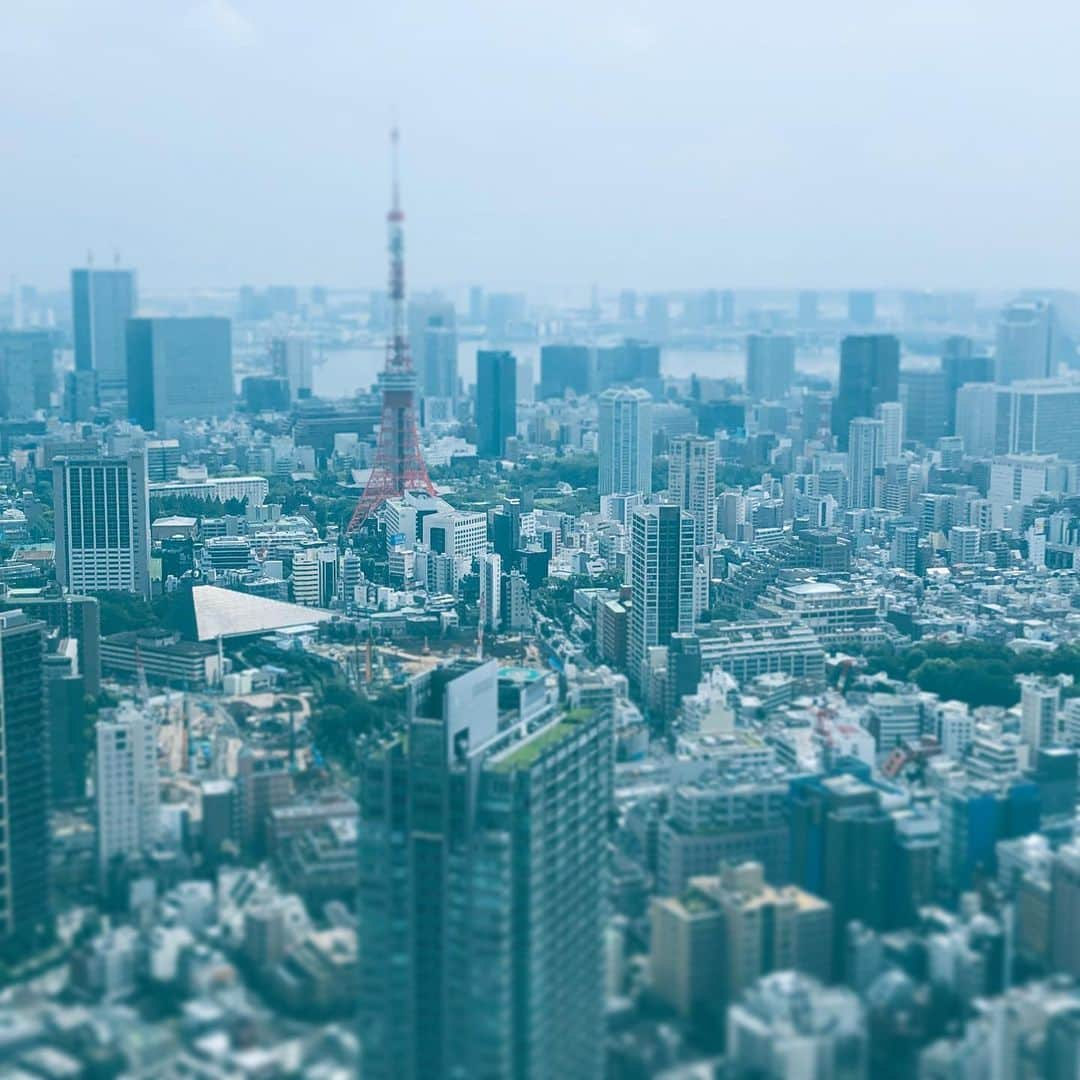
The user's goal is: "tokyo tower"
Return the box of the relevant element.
[346,127,436,535]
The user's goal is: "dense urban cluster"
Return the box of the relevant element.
[3,266,1080,1079]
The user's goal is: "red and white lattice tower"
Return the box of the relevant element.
[346,127,436,535]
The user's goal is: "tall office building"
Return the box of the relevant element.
[598,387,653,496]
[876,400,904,461]
[955,382,1000,457]
[832,334,900,448]
[95,702,159,887]
[71,267,136,405]
[990,379,1080,460]
[357,659,612,1079]
[848,290,876,326]
[0,610,49,945]
[943,340,994,435]
[475,349,517,458]
[63,369,99,422]
[899,368,949,446]
[419,315,458,402]
[595,340,661,390]
[668,434,717,548]
[127,317,233,431]
[629,504,695,688]
[996,299,1053,384]
[847,417,884,510]
[53,452,151,598]
[0,591,102,698]
[0,330,54,414]
[746,333,796,401]
[270,336,313,401]
[406,296,456,382]
[538,344,591,399]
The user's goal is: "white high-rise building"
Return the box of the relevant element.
[948,524,981,565]
[988,455,1056,524]
[668,435,717,549]
[478,552,502,632]
[291,550,320,605]
[1021,678,1061,751]
[96,702,159,885]
[53,451,151,599]
[598,387,652,496]
[846,417,883,510]
[629,504,694,688]
[876,400,904,461]
[422,511,488,561]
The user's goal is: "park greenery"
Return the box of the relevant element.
[863,639,1080,709]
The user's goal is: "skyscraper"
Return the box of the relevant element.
[832,334,900,449]
[995,299,1053,384]
[95,702,159,887]
[71,267,136,405]
[957,379,1080,460]
[899,368,949,446]
[629,504,695,688]
[476,349,517,458]
[847,417,883,509]
[407,297,456,391]
[746,333,796,401]
[598,387,653,496]
[538,344,591,399]
[0,609,49,946]
[53,451,151,598]
[876,400,904,461]
[357,659,611,1079]
[0,330,54,414]
[270,336,313,401]
[126,317,234,431]
[420,315,458,402]
[668,434,717,549]
[942,337,994,434]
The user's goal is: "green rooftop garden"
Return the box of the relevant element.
[490,708,594,772]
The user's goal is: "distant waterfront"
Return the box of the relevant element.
[312,341,840,399]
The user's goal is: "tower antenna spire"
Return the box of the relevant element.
[346,122,436,535]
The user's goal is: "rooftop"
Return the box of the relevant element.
[489,708,593,772]
[190,584,333,642]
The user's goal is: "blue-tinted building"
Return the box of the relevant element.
[127,317,234,432]
[476,349,516,458]
[71,267,136,404]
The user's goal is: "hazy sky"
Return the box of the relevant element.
[4,0,1080,294]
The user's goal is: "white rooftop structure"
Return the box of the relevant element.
[190,584,333,641]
